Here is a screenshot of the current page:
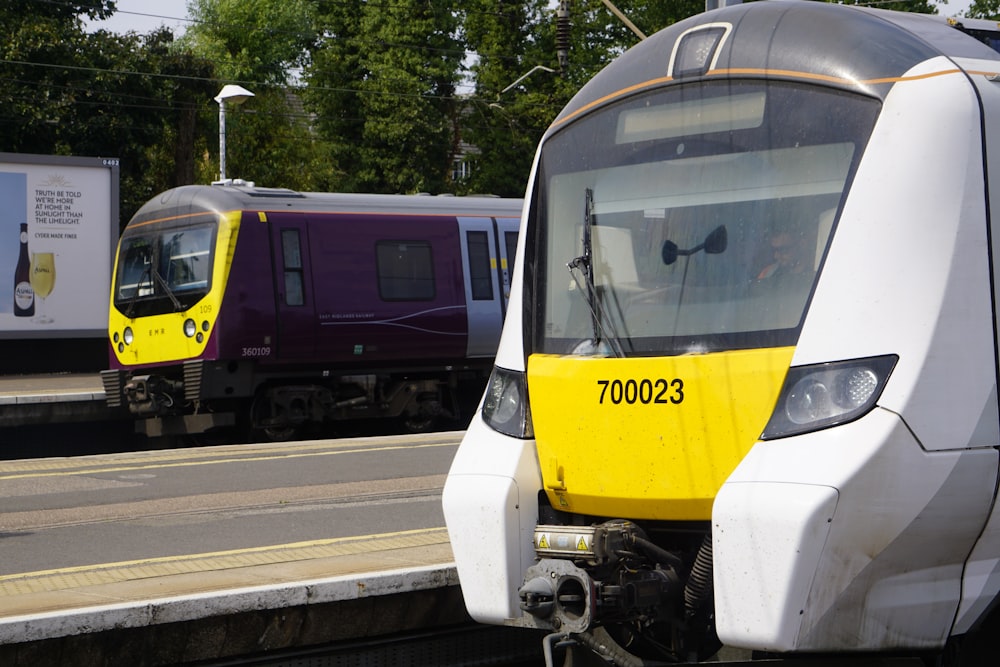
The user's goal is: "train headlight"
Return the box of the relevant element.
[123,327,134,345]
[482,366,534,439]
[761,355,897,440]
[183,319,197,338]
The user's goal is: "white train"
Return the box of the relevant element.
[443,2,1000,665]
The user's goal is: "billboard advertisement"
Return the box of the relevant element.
[0,153,119,338]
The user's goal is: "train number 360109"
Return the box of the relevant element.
[597,378,684,405]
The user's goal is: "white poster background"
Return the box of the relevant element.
[0,157,116,336]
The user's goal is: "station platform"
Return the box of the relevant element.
[0,432,544,665]
[0,529,469,665]
[0,372,120,427]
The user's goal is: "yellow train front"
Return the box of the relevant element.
[444,3,1000,665]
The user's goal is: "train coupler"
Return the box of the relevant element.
[520,521,683,634]
[124,374,183,416]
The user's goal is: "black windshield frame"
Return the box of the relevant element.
[113,219,218,318]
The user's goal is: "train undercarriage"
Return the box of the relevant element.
[520,499,721,666]
[101,359,486,441]
[517,500,1000,667]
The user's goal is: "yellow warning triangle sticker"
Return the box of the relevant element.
[577,537,588,551]
[538,535,550,549]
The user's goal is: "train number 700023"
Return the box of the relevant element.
[597,378,684,405]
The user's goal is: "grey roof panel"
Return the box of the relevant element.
[552,1,1000,131]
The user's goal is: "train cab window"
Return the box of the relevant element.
[281,229,305,306]
[467,231,494,300]
[117,239,154,300]
[162,228,212,293]
[376,241,435,301]
[532,80,880,356]
[114,222,216,317]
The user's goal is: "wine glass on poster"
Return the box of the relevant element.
[30,252,55,324]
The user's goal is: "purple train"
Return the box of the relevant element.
[100,183,522,440]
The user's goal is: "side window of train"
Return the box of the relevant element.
[505,231,517,276]
[281,229,305,306]
[376,240,436,301]
[466,230,494,300]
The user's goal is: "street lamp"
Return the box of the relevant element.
[214,84,254,182]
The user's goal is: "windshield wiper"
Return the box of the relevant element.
[151,266,183,312]
[123,259,182,317]
[567,188,627,357]
[125,264,152,318]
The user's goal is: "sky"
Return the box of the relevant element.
[86,0,192,35]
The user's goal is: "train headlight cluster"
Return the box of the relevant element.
[182,318,208,343]
[114,327,134,353]
[482,366,534,439]
[761,355,897,439]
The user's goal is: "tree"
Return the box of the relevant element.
[0,2,218,226]
[965,0,1000,18]
[305,1,464,194]
[183,0,316,84]
[460,1,706,198]
[133,29,218,208]
[459,0,558,197]
[182,0,333,189]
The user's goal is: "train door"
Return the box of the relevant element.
[458,217,515,357]
[497,216,519,309]
[269,216,316,359]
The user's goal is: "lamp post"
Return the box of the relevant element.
[214,84,254,182]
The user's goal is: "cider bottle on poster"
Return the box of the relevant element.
[14,223,34,317]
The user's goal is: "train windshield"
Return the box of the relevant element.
[532,81,880,356]
[114,223,216,317]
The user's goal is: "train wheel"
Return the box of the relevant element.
[402,414,437,433]
[249,391,301,442]
[263,425,299,441]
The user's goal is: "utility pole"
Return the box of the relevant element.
[556,0,571,73]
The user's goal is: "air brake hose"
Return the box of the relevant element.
[630,535,684,570]
[572,629,670,667]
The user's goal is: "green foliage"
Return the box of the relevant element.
[860,0,938,14]
[182,0,334,189]
[300,0,364,192]
[965,0,1000,19]
[459,0,555,197]
[182,0,316,84]
[304,0,463,193]
[459,1,706,198]
[0,4,216,227]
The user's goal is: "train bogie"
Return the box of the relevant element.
[102,185,521,439]
[443,3,1000,665]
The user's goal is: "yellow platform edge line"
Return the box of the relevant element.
[0,526,450,589]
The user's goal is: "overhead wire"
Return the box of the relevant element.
[10,1,565,153]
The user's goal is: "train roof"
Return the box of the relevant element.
[550,0,1000,133]
[128,183,523,227]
